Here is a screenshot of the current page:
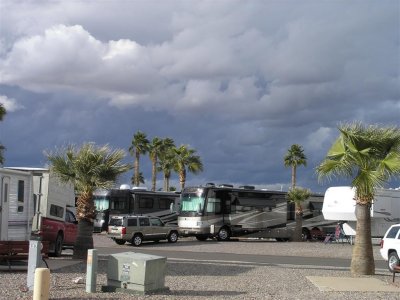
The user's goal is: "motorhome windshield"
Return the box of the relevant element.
[94,196,110,211]
[180,190,206,212]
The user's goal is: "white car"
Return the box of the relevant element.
[380,224,400,272]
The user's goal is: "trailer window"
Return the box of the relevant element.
[50,204,64,218]
[16,180,24,212]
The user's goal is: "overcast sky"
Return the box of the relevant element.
[0,0,399,193]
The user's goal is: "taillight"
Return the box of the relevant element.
[122,227,126,235]
[380,239,384,248]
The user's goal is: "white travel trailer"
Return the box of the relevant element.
[0,167,75,243]
[0,168,34,241]
[322,186,400,238]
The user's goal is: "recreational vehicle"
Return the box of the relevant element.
[93,186,180,232]
[1,167,77,256]
[178,183,329,241]
[322,186,400,238]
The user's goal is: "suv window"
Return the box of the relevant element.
[127,218,137,226]
[139,217,150,226]
[150,218,163,227]
[109,218,123,226]
[386,226,400,239]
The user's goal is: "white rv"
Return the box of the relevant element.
[322,186,400,237]
[0,168,34,241]
[0,167,77,255]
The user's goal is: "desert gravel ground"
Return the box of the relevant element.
[0,234,398,300]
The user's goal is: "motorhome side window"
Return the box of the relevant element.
[139,197,154,209]
[159,197,174,209]
[206,190,222,214]
[111,196,126,210]
[17,180,24,212]
[50,204,64,218]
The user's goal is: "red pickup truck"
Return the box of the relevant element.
[33,209,78,256]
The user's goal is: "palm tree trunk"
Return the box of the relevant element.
[351,203,375,275]
[179,169,186,191]
[291,166,296,189]
[292,206,303,242]
[151,157,157,191]
[134,152,140,186]
[73,219,94,260]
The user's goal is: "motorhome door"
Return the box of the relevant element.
[0,176,10,240]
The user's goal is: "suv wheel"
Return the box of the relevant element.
[132,234,143,246]
[168,231,178,243]
[388,252,399,272]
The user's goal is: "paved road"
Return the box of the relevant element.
[94,245,387,271]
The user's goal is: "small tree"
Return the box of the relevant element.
[286,187,311,242]
[46,143,130,259]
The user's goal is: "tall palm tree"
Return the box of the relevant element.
[46,143,130,259]
[157,138,176,191]
[129,131,149,187]
[316,122,400,275]
[0,103,6,165]
[284,144,307,189]
[173,145,203,191]
[148,137,163,191]
[287,187,311,242]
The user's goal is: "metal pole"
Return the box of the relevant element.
[86,249,98,293]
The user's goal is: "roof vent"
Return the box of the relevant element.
[218,184,234,188]
[239,185,255,190]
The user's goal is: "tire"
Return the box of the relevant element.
[168,231,178,243]
[302,228,311,241]
[54,234,63,257]
[132,234,143,247]
[195,235,208,241]
[388,252,399,272]
[217,227,230,241]
[114,239,126,245]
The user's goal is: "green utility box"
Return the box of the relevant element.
[102,252,168,295]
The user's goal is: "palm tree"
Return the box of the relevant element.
[173,145,203,191]
[284,144,307,189]
[316,122,400,275]
[129,131,149,187]
[287,187,311,242]
[148,137,163,191]
[46,143,130,259]
[0,104,6,165]
[158,138,176,191]
[130,172,145,186]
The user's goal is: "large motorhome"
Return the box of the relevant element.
[93,186,180,232]
[1,167,77,255]
[322,186,400,238]
[178,183,329,241]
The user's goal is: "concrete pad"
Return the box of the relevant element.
[306,276,400,292]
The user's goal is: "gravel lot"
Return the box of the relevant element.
[0,235,398,300]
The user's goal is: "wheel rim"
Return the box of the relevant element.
[219,229,228,240]
[389,255,398,271]
[134,236,142,246]
[170,233,177,242]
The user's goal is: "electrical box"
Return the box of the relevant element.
[102,252,168,295]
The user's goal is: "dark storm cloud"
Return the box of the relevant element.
[0,0,399,192]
